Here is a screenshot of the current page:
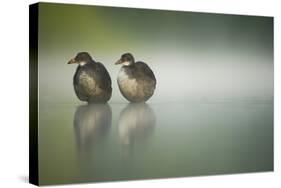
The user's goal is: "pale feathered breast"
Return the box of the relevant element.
[117,64,156,102]
[117,67,138,96]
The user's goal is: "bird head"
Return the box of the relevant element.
[115,53,135,66]
[68,52,93,66]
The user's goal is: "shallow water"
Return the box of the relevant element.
[38,100,273,185]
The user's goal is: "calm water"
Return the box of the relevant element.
[38,100,273,185]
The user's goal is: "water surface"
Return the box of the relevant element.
[39,100,273,185]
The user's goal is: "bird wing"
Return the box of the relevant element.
[135,61,156,85]
[87,62,112,91]
[134,62,156,98]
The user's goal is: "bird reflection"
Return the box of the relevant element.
[118,103,156,147]
[74,103,112,151]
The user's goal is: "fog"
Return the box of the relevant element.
[37,3,273,104]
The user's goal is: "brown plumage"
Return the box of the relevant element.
[115,53,156,102]
[68,52,112,103]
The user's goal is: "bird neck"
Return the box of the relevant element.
[79,60,94,66]
[123,61,134,66]
[79,61,87,66]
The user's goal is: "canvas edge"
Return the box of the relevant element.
[27,2,275,186]
[29,3,39,186]
[35,1,273,18]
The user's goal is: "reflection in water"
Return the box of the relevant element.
[40,103,273,184]
[74,103,112,151]
[118,103,156,146]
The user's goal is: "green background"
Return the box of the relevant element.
[38,3,273,104]
[36,3,273,185]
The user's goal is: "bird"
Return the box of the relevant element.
[115,53,156,102]
[68,52,112,103]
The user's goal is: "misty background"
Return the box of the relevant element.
[38,3,273,104]
[36,3,273,184]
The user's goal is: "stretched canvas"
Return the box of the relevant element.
[29,2,274,186]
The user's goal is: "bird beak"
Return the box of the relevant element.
[67,58,76,64]
[115,59,123,65]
